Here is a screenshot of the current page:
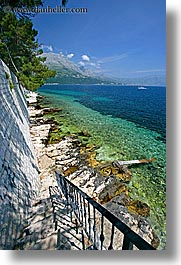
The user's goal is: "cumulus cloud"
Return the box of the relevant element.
[78,61,85,67]
[67,53,74,59]
[81,55,90,61]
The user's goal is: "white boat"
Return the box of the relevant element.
[138,86,147,90]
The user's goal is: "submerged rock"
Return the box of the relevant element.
[127,200,150,217]
[86,151,100,168]
[42,107,62,115]
[63,166,79,176]
[96,177,129,204]
[98,165,132,182]
[78,129,91,137]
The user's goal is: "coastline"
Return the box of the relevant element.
[38,84,166,247]
[25,91,160,249]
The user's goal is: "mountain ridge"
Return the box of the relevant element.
[42,52,166,86]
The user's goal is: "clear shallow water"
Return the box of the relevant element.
[38,84,166,249]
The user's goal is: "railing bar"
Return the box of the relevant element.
[82,230,85,250]
[108,224,115,250]
[73,189,78,219]
[78,193,81,223]
[69,187,74,222]
[72,191,82,229]
[72,188,77,220]
[93,206,97,249]
[79,193,84,227]
[76,190,80,219]
[122,235,133,250]
[70,206,73,222]
[56,172,155,250]
[100,215,104,250]
[57,229,61,249]
[76,190,81,222]
[83,197,87,234]
[88,201,91,240]
[55,220,57,231]
[67,181,70,205]
[73,188,76,205]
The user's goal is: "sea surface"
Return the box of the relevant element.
[38,84,166,249]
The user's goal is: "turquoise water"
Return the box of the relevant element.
[38,84,166,249]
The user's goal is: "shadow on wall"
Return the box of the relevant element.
[0,59,40,250]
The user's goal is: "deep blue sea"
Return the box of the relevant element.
[38,84,166,249]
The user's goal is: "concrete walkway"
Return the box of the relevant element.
[16,169,87,250]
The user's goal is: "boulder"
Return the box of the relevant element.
[38,154,53,171]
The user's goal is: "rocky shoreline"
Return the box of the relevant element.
[26,91,160,249]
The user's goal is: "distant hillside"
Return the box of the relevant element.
[115,75,166,86]
[42,52,166,86]
[42,53,111,84]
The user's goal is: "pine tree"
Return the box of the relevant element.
[0,10,56,90]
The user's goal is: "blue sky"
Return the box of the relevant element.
[32,0,166,78]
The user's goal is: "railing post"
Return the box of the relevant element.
[55,220,58,231]
[93,206,97,249]
[122,235,133,250]
[81,230,85,250]
[83,198,87,234]
[108,224,115,250]
[100,215,105,250]
[79,194,84,226]
[87,202,91,241]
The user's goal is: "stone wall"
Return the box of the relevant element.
[0,59,40,249]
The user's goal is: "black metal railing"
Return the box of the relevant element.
[53,171,155,250]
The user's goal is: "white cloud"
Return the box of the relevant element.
[41,45,53,52]
[78,61,85,67]
[87,62,101,69]
[81,55,90,61]
[48,46,53,52]
[89,62,96,66]
[67,53,74,59]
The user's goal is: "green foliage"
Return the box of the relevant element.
[9,80,14,90]
[0,1,43,9]
[0,11,56,90]
[5,71,10,80]
[5,71,14,90]
[62,0,68,7]
[18,58,56,90]
[0,1,43,19]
